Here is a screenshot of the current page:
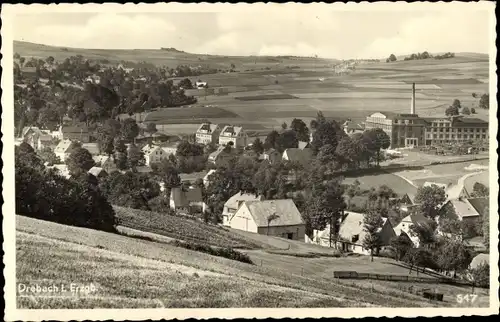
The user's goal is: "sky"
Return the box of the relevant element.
[11,6,492,59]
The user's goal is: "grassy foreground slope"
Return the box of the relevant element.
[17,215,460,309]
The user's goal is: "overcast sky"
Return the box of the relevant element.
[12,7,492,59]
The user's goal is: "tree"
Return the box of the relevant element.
[479,94,489,109]
[66,147,95,176]
[390,234,414,261]
[304,178,346,247]
[414,185,447,219]
[483,205,489,248]
[145,122,157,134]
[156,159,181,196]
[276,130,298,152]
[281,122,288,130]
[452,99,461,109]
[461,106,471,115]
[38,147,61,166]
[264,130,280,150]
[290,118,310,142]
[403,248,435,275]
[409,220,438,250]
[436,238,473,276]
[472,182,489,197]
[335,136,357,169]
[471,107,476,114]
[178,78,193,89]
[311,120,343,155]
[362,128,390,166]
[386,54,397,62]
[445,105,459,116]
[46,56,55,65]
[252,138,264,154]
[266,213,280,235]
[472,92,477,98]
[363,208,384,261]
[127,144,144,172]
[121,118,139,142]
[176,141,204,157]
[471,263,489,288]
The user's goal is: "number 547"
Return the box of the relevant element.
[457,294,478,304]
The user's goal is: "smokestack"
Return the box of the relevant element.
[410,83,416,114]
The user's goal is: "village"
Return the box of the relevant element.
[12,37,492,308]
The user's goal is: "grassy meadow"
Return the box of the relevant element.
[16,215,487,309]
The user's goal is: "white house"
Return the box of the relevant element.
[393,213,430,247]
[334,211,396,255]
[228,199,305,240]
[169,186,206,214]
[141,144,169,166]
[222,192,264,226]
[195,123,220,145]
[54,139,76,162]
[219,126,248,149]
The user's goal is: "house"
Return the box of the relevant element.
[195,123,220,145]
[36,133,54,151]
[203,169,217,187]
[54,139,77,162]
[259,148,282,164]
[195,81,207,89]
[393,213,430,247]
[169,186,206,214]
[88,167,108,179]
[47,164,71,179]
[92,155,116,173]
[469,253,489,270]
[61,124,91,143]
[334,211,396,254]
[219,125,248,149]
[81,143,100,156]
[282,148,313,166]
[229,199,305,240]
[21,127,53,151]
[141,144,170,166]
[438,197,487,226]
[222,192,264,226]
[208,146,234,168]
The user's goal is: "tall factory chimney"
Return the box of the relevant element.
[410,83,416,114]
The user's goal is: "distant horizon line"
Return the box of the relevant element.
[13,39,489,61]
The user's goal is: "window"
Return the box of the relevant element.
[445,128,449,132]
[482,128,487,133]
[482,135,486,139]
[457,128,462,133]
[458,134,462,139]
[439,135,443,139]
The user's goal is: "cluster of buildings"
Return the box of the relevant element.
[364,83,489,148]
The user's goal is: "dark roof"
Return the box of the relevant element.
[467,197,489,217]
[170,187,203,207]
[454,117,488,125]
[62,125,89,134]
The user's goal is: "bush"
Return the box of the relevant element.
[171,240,254,264]
[471,263,489,288]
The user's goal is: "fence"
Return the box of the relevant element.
[333,270,472,286]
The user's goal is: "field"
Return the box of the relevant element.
[14,41,490,136]
[17,215,488,309]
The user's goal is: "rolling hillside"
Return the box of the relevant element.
[16,215,488,309]
[14,40,490,137]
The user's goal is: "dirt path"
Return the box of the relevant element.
[447,171,485,199]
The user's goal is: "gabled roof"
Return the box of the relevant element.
[448,199,482,219]
[242,199,304,227]
[208,145,230,161]
[88,167,107,177]
[338,211,367,238]
[141,144,162,156]
[81,143,100,155]
[470,253,489,270]
[170,187,203,207]
[93,155,111,166]
[466,197,489,217]
[298,141,310,150]
[220,125,243,137]
[197,123,219,133]
[283,148,313,165]
[54,139,75,154]
[21,126,42,137]
[224,192,264,211]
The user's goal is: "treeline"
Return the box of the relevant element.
[386,51,456,63]
[15,143,117,231]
